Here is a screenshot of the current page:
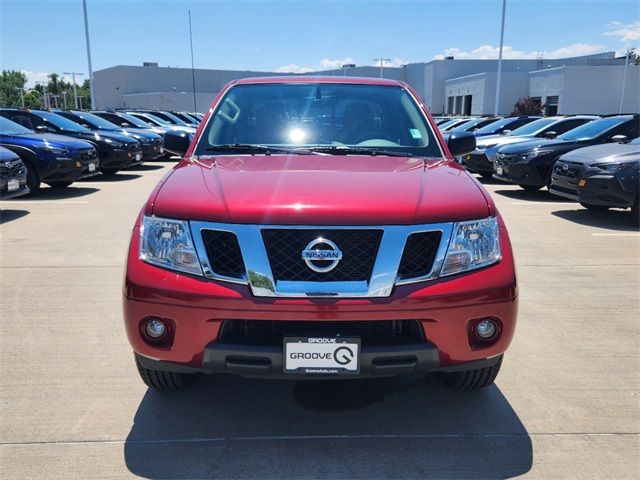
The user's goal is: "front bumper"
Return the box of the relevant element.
[100,146,143,169]
[577,174,637,208]
[493,158,549,187]
[140,142,164,160]
[123,220,518,375]
[464,152,494,174]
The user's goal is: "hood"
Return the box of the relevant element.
[150,155,491,225]
[122,128,161,139]
[0,145,20,162]
[499,138,574,155]
[476,135,534,149]
[66,130,139,145]
[559,143,640,165]
[0,132,94,150]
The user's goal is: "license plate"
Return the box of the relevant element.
[578,179,586,187]
[88,163,96,172]
[7,179,19,191]
[136,153,142,161]
[159,147,164,154]
[284,337,360,374]
[496,166,503,175]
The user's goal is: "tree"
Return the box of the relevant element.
[0,70,28,107]
[511,97,545,116]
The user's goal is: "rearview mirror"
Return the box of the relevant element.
[544,131,558,139]
[163,130,192,157]
[610,135,627,143]
[447,131,476,157]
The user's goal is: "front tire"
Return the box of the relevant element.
[519,184,542,191]
[580,203,609,211]
[100,168,119,175]
[134,353,197,390]
[24,162,40,195]
[480,172,494,179]
[440,355,503,390]
[46,181,73,189]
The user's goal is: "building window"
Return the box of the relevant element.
[447,96,454,115]
[545,96,559,116]
[455,95,463,115]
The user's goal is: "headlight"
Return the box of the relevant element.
[105,138,124,147]
[591,161,638,172]
[139,216,202,275]
[43,146,70,156]
[521,149,553,161]
[441,217,501,276]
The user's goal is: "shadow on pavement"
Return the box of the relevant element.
[475,175,505,185]
[12,186,99,200]
[493,188,572,202]
[552,208,639,232]
[0,209,29,224]
[126,164,166,171]
[124,373,532,479]
[80,173,142,182]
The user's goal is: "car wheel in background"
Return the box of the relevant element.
[100,168,120,175]
[24,162,40,195]
[480,172,493,178]
[580,203,609,211]
[47,181,73,189]
[134,353,197,390]
[518,184,542,191]
[630,195,639,226]
[439,355,503,390]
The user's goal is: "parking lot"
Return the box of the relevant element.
[1,161,638,479]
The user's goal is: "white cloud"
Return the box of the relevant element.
[276,57,356,74]
[371,57,409,68]
[605,20,640,42]
[433,43,606,60]
[21,70,50,88]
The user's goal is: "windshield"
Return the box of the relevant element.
[37,111,89,132]
[72,111,120,130]
[630,137,640,145]
[156,111,188,126]
[0,116,33,135]
[194,83,440,156]
[138,113,171,126]
[116,113,153,128]
[507,118,557,136]
[439,118,467,130]
[558,117,628,141]
[453,117,492,131]
[474,117,520,135]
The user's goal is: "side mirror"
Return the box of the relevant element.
[447,131,476,157]
[544,131,558,139]
[36,125,54,133]
[500,129,511,136]
[611,135,627,143]
[163,130,192,156]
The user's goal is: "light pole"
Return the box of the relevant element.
[342,63,356,76]
[36,81,48,108]
[82,0,96,109]
[63,72,84,109]
[619,47,635,113]
[188,10,197,112]
[14,87,25,108]
[373,58,391,78]
[493,0,507,116]
[62,91,68,109]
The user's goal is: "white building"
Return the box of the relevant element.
[93,52,638,115]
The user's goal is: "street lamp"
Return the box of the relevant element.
[82,0,96,109]
[36,81,48,108]
[14,87,25,108]
[62,91,68,109]
[619,47,636,113]
[63,72,84,109]
[373,58,391,78]
[342,63,356,76]
[494,0,507,116]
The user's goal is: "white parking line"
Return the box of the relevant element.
[508,202,573,205]
[591,233,640,237]
[0,201,88,205]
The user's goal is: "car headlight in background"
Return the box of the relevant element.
[476,143,498,151]
[43,145,70,156]
[139,216,202,275]
[104,138,124,147]
[441,217,501,276]
[591,161,639,172]
[521,149,554,161]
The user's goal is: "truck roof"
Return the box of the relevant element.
[232,75,405,87]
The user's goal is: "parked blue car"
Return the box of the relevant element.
[0,116,99,194]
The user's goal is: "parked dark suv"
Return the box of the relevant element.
[0,116,98,193]
[55,110,164,160]
[494,115,640,190]
[0,109,142,175]
[0,146,29,199]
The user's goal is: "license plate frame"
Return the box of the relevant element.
[88,162,96,173]
[283,337,360,375]
[7,179,19,191]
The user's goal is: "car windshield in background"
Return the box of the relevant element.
[557,117,628,141]
[507,118,557,136]
[473,117,519,135]
[74,111,120,130]
[630,137,640,145]
[140,113,171,126]
[0,116,33,135]
[37,111,90,132]
[453,117,492,131]
[195,83,440,157]
[117,113,153,128]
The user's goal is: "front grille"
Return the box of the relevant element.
[495,154,517,166]
[78,148,97,161]
[554,161,582,179]
[127,142,142,152]
[0,160,26,179]
[201,230,245,278]
[262,229,383,282]
[398,231,442,279]
[218,319,425,346]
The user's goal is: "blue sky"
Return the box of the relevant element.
[1,0,638,86]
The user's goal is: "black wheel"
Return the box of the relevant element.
[631,195,639,226]
[134,353,197,390]
[480,172,494,178]
[580,202,609,211]
[440,355,503,390]
[46,181,73,189]
[100,168,119,175]
[24,162,40,195]
[519,184,542,191]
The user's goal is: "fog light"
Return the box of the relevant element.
[144,318,166,339]
[476,319,497,340]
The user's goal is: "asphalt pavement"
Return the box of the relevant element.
[1,161,638,479]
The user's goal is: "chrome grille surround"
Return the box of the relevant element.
[190,221,454,298]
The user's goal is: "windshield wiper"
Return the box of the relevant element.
[304,146,414,157]
[203,144,316,155]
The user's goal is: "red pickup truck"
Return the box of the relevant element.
[123,77,518,390]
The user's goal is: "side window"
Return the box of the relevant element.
[107,114,130,126]
[608,119,640,139]
[552,119,589,135]
[507,119,530,130]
